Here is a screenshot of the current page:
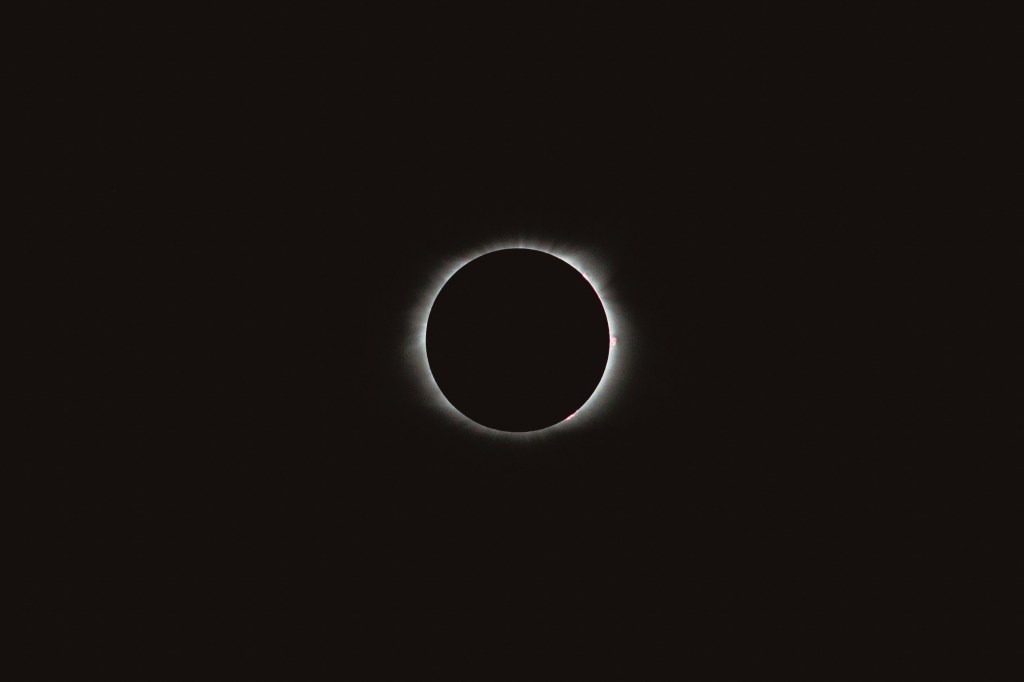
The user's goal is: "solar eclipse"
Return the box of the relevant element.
[411,243,623,437]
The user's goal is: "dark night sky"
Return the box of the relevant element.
[15,3,1013,680]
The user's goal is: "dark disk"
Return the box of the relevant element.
[426,248,610,432]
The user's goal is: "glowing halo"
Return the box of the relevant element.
[406,237,630,440]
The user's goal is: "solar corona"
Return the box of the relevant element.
[408,240,626,439]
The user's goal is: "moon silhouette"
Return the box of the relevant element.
[426,248,611,432]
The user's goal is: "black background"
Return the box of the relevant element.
[15,3,1014,680]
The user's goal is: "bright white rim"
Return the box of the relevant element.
[406,238,630,440]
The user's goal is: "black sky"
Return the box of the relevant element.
[15,3,1013,680]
